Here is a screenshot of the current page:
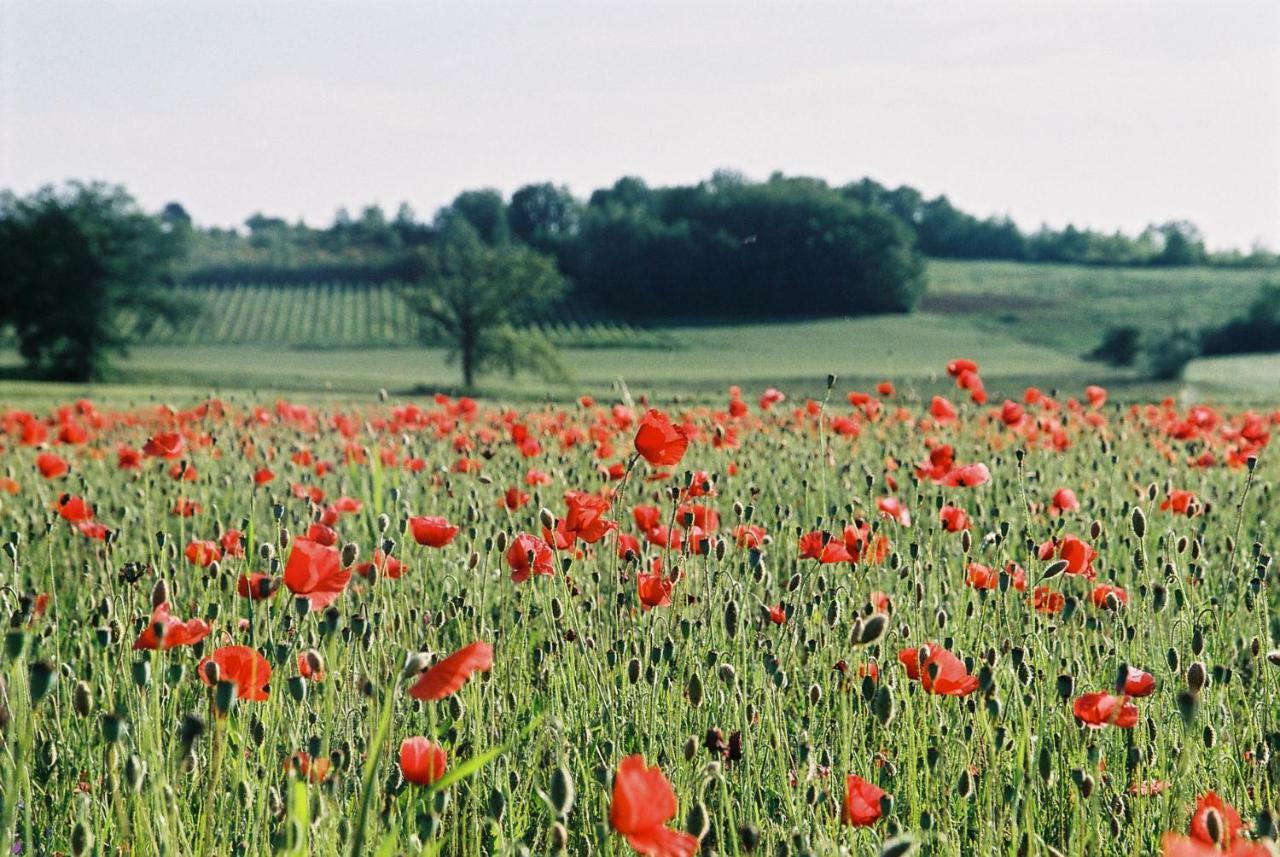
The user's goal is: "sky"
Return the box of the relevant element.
[2,1,1278,251]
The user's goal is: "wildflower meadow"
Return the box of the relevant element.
[1,363,1277,856]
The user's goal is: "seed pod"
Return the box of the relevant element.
[73,680,93,716]
[71,822,93,857]
[29,660,56,707]
[550,765,575,818]
[859,613,889,645]
[1187,661,1207,694]
[685,802,710,840]
[686,672,704,707]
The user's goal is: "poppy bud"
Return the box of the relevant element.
[102,712,128,744]
[1266,649,1280,667]
[686,802,710,840]
[686,672,704,707]
[151,578,169,609]
[739,823,761,852]
[4,631,25,660]
[872,685,895,726]
[550,765,575,818]
[341,543,359,567]
[124,753,146,792]
[214,680,237,716]
[132,659,151,689]
[29,659,56,707]
[287,675,307,703]
[495,531,508,552]
[549,821,568,852]
[718,663,737,687]
[71,822,94,856]
[1176,690,1198,724]
[1186,661,1207,694]
[539,508,556,530]
[487,787,506,822]
[72,680,93,717]
[1041,560,1068,581]
[809,683,822,705]
[1203,724,1216,749]
[627,658,641,684]
[1131,507,1146,538]
[859,613,889,645]
[724,600,739,638]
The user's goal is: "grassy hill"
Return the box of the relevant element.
[2,260,1277,404]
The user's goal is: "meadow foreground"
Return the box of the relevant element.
[0,363,1277,856]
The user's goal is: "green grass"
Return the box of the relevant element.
[2,260,1278,406]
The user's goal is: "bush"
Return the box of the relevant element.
[1087,326,1140,367]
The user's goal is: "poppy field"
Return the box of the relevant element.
[1,363,1278,856]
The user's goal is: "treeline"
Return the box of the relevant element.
[171,170,1278,319]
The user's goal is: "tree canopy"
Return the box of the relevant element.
[400,219,567,388]
[0,182,187,380]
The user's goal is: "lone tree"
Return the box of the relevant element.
[0,182,187,380]
[401,217,567,389]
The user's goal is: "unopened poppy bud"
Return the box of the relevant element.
[151,578,169,608]
[718,663,737,687]
[293,596,312,617]
[539,508,556,530]
[1131,507,1146,538]
[1266,649,1280,667]
[102,712,127,744]
[495,531,508,552]
[258,542,275,561]
[686,801,710,839]
[124,753,146,792]
[341,543,359,567]
[178,713,205,745]
[29,660,56,706]
[686,672,704,707]
[859,613,889,645]
[304,648,325,676]
[286,676,307,703]
[873,685,895,725]
[1187,661,1207,694]
[1204,806,1224,845]
[4,631,26,660]
[73,680,93,716]
[487,787,507,822]
[213,680,237,716]
[131,659,151,688]
[71,821,93,857]
[202,659,221,685]
[550,765,575,818]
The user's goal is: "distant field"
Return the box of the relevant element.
[2,260,1277,404]
[924,259,1278,353]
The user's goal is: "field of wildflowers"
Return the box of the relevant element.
[0,361,1276,856]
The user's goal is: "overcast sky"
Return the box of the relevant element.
[2,1,1277,250]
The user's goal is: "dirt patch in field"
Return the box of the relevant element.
[920,292,1062,314]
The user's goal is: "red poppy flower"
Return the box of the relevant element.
[939,505,970,532]
[610,755,698,857]
[939,463,990,488]
[172,498,201,517]
[505,533,555,582]
[1160,490,1200,516]
[634,409,689,467]
[54,494,94,523]
[1051,488,1079,514]
[947,358,979,377]
[1073,692,1138,729]
[1032,586,1065,614]
[117,446,142,469]
[799,530,853,564]
[305,522,339,547]
[408,641,493,701]
[876,496,911,526]
[143,432,186,459]
[1084,385,1107,408]
[283,538,351,610]
[732,524,766,549]
[408,515,459,548]
[768,604,787,624]
[898,644,978,696]
[237,572,279,600]
[355,549,407,580]
[400,737,447,786]
[284,751,331,784]
[841,773,886,826]
[563,490,617,544]
[253,468,275,486]
[1159,834,1271,856]
[966,562,998,590]
[929,396,958,423]
[1189,791,1245,848]
[1090,584,1129,609]
[637,570,673,610]
[133,602,211,650]
[185,539,222,567]
[36,453,69,479]
[499,486,531,511]
[1039,535,1097,579]
[220,529,245,558]
[1120,666,1155,697]
[876,381,895,397]
[198,645,271,701]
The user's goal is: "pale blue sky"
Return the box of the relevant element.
[2,1,1277,250]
